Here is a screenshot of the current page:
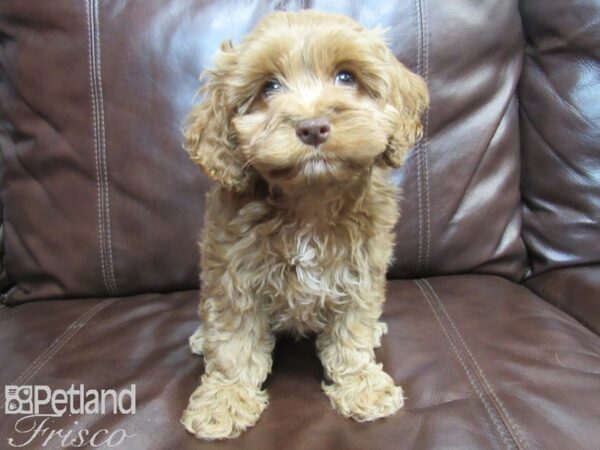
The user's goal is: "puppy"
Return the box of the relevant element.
[181,10,428,440]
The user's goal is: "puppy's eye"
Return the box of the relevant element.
[334,70,356,86]
[263,79,283,96]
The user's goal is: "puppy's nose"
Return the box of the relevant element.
[295,117,331,147]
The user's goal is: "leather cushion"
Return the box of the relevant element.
[0,0,527,302]
[519,0,600,276]
[1,276,598,449]
[527,265,600,334]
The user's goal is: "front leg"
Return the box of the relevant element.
[181,288,274,440]
[317,301,403,421]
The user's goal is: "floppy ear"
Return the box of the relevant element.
[380,55,429,168]
[184,41,252,192]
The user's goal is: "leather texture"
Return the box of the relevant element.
[1,276,599,449]
[0,0,528,303]
[527,266,600,334]
[519,0,600,332]
[0,0,599,448]
[0,0,208,301]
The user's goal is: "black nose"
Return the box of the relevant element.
[295,117,331,147]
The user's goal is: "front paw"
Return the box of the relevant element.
[181,380,268,440]
[323,366,403,421]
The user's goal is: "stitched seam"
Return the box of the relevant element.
[414,280,516,450]
[415,0,424,274]
[0,299,117,412]
[422,279,528,449]
[7,300,115,386]
[91,0,110,293]
[86,0,109,295]
[93,0,119,296]
[86,0,119,296]
[422,0,431,272]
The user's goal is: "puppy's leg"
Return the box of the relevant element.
[182,293,273,440]
[317,302,403,422]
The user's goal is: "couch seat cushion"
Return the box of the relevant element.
[1,275,599,449]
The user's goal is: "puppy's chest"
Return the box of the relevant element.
[262,227,357,333]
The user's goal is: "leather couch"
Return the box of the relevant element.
[1,1,598,449]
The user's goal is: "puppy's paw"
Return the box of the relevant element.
[188,325,204,355]
[373,321,388,348]
[323,367,403,421]
[181,381,268,440]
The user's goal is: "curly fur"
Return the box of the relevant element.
[181,10,428,440]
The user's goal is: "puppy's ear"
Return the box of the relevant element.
[380,55,429,168]
[184,41,252,192]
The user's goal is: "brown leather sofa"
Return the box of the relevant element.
[1,1,598,449]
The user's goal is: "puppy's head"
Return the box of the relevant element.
[185,11,428,192]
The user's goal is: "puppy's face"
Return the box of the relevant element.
[186,11,428,192]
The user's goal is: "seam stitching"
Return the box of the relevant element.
[415,0,424,274]
[414,280,516,450]
[0,299,117,412]
[422,279,528,449]
[85,0,109,295]
[9,300,115,386]
[93,0,119,296]
[422,0,431,271]
[86,0,119,296]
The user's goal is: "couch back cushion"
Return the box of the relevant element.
[519,0,600,277]
[0,0,527,302]
[518,0,600,330]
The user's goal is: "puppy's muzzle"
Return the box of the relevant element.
[295,117,331,147]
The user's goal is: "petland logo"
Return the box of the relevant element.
[4,384,136,448]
